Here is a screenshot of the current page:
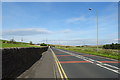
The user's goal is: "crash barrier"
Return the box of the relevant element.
[1,47,48,80]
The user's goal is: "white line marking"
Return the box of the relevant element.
[56,48,120,74]
[103,63,119,70]
[96,64,119,74]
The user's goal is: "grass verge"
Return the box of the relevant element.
[56,46,119,60]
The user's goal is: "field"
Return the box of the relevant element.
[1,43,41,48]
[56,46,119,60]
[0,40,41,48]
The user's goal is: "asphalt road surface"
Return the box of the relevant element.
[18,47,119,80]
[50,47,119,80]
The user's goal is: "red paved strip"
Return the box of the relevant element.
[56,55,73,56]
[99,61,120,63]
[60,61,90,63]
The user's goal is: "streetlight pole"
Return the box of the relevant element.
[89,8,99,51]
[96,10,99,51]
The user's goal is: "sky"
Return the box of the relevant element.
[1,2,118,45]
[1,0,119,2]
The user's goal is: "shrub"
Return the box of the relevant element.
[103,43,120,49]
[40,43,47,46]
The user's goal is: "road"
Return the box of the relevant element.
[18,47,119,80]
[50,47,119,80]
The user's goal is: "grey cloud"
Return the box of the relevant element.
[3,28,52,36]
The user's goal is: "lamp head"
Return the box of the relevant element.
[89,8,92,10]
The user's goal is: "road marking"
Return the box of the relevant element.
[56,48,120,74]
[103,64,119,70]
[96,64,119,74]
[51,48,64,79]
[55,57,64,79]
[60,61,90,63]
[77,55,119,70]
[99,61,120,63]
[56,55,69,80]
[50,48,69,80]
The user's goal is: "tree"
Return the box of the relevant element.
[10,39,16,43]
[30,41,33,45]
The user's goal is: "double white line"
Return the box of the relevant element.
[50,48,68,80]
[57,48,120,74]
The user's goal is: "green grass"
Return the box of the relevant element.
[0,39,42,48]
[56,46,119,60]
[1,43,41,48]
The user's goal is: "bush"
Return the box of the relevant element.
[76,46,81,47]
[40,43,47,46]
[65,46,70,48]
[2,40,6,43]
[103,43,120,49]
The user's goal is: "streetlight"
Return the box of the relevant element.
[89,8,99,51]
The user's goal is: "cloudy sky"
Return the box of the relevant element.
[2,2,118,45]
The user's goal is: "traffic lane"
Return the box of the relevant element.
[61,63,118,78]
[57,48,119,67]
[53,48,87,61]
[52,48,119,78]
[57,56,118,78]
[57,56,86,61]
[52,48,66,55]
